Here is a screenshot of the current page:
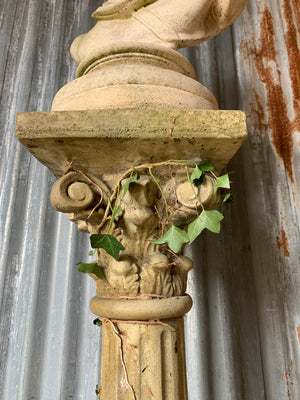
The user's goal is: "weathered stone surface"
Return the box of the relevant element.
[14,3,249,398]
[50,170,216,297]
[99,318,188,400]
[15,108,247,177]
[52,43,219,111]
[72,0,248,58]
[52,61,218,111]
[16,106,247,399]
[53,1,248,113]
[90,296,193,320]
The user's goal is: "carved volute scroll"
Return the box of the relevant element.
[50,171,109,232]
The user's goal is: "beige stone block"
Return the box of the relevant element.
[15,108,247,179]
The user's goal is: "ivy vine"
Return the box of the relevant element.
[77,159,231,275]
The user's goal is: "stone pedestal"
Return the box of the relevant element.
[16,108,247,399]
[15,4,249,397]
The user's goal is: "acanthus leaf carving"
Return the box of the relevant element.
[51,166,221,298]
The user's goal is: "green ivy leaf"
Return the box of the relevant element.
[149,225,189,253]
[122,173,140,198]
[90,234,125,260]
[176,222,188,230]
[216,173,230,189]
[188,210,224,243]
[88,250,96,256]
[190,165,203,181]
[198,159,215,172]
[223,192,232,203]
[108,204,122,231]
[93,318,102,327]
[193,174,204,188]
[77,262,104,279]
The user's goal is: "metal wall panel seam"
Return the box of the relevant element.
[1,159,50,398]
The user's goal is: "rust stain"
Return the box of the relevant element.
[283,360,294,399]
[297,325,300,344]
[245,3,300,182]
[250,91,268,131]
[255,7,294,181]
[276,219,290,256]
[283,0,300,131]
[291,0,300,32]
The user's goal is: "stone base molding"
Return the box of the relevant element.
[52,43,218,111]
[90,295,193,320]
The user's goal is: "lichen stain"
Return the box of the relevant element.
[245,4,300,183]
[276,220,290,256]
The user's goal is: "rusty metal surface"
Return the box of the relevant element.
[0,0,299,399]
[231,1,300,398]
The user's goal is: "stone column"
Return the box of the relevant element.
[49,167,219,399]
[15,1,248,398]
[98,309,188,399]
[16,107,247,400]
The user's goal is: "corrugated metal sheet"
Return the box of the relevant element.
[0,0,299,399]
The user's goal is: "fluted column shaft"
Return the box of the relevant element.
[100,317,188,400]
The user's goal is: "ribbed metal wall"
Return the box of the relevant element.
[0,0,299,399]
